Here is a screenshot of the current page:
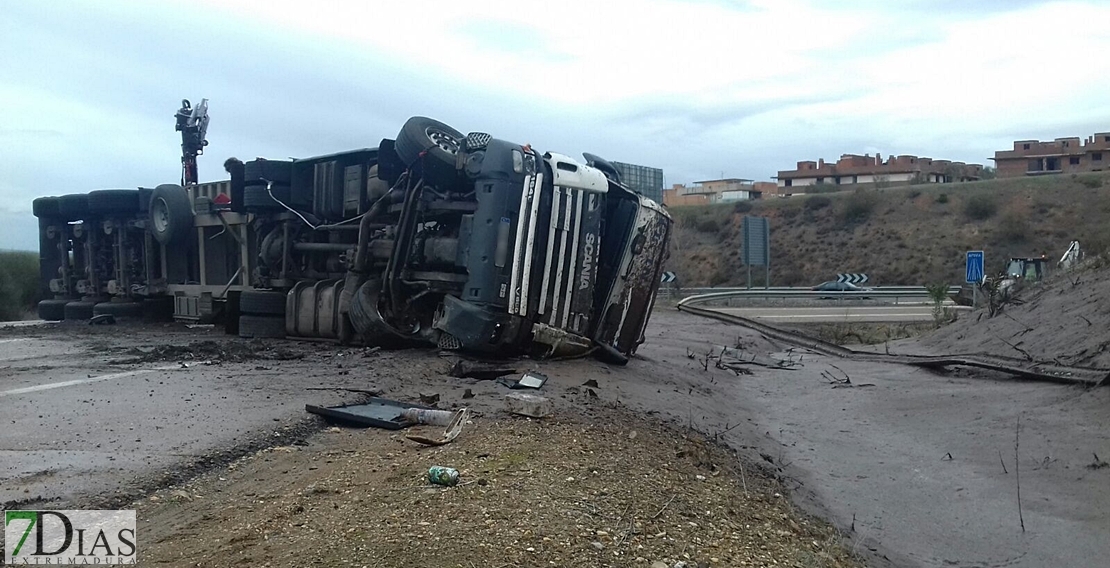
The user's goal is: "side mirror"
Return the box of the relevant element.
[582,152,621,184]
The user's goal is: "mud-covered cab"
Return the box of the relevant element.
[591,180,672,359]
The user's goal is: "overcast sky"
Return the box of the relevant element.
[2,0,1108,250]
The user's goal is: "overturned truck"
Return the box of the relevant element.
[32,117,672,364]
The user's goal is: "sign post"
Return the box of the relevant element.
[966,250,984,309]
[742,216,770,290]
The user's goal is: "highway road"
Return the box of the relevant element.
[714,305,970,323]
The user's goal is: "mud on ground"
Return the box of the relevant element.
[138,406,864,568]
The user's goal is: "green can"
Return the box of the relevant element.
[427,466,459,487]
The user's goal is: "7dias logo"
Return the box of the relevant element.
[4,510,136,565]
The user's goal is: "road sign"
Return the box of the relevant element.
[742,216,771,290]
[836,273,869,285]
[660,271,676,283]
[741,216,770,266]
[966,250,984,284]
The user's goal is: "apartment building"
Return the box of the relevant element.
[992,133,1110,178]
[775,153,983,188]
[662,178,774,207]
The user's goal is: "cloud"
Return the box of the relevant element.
[0,0,1108,251]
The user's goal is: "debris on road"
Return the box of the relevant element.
[504,392,553,418]
[427,465,460,487]
[496,371,548,390]
[448,360,518,380]
[406,409,470,447]
[305,397,436,429]
[89,314,116,325]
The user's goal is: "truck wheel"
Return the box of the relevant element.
[93,301,144,318]
[240,290,286,316]
[63,300,96,321]
[395,117,463,186]
[57,194,90,221]
[33,197,61,219]
[149,184,193,245]
[238,315,285,338]
[37,299,68,321]
[88,189,141,214]
[243,184,292,211]
[349,279,404,346]
[244,159,293,185]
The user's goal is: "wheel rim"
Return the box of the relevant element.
[425,127,460,156]
[153,197,170,233]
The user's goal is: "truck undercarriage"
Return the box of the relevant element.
[32,116,672,364]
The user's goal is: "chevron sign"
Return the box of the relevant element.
[836,273,869,285]
[660,271,677,283]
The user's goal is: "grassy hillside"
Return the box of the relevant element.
[0,250,39,320]
[666,172,1110,287]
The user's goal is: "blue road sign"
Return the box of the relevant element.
[966,250,984,284]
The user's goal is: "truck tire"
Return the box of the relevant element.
[243,183,292,211]
[240,290,286,316]
[238,315,285,338]
[57,194,90,221]
[33,197,61,219]
[37,299,68,321]
[395,117,463,187]
[93,301,144,318]
[349,279,407,346]
[149,184,194,245]
[63,300,96,321]
[244,159,293,185]
[88,189,141,214]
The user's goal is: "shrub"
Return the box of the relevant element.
[964,194,997,220]
[804,195,831,211]
[998,212,1031,243]
[1077,175,1103,189]
[0,251,39,321]
[733,200,753,213]
[935,193,949,204]
[838,190,876,225]
[908,190,922,199]
[696,218,720,234]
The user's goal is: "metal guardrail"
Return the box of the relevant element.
[663,286,962,302]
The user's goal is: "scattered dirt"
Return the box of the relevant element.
[138,406,864,568]
[107,339,307,365]
[914,260,1110,368]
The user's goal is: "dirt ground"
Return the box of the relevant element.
[137,408,863,568]
[912,261,1110,369]
[5,303,1109,567]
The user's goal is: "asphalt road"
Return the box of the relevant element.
[3,312,1107,568]
[0,325,391,508]
[713,305,970,323]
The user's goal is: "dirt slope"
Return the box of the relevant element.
[666,172,1110,287]
[914,260,1110,369]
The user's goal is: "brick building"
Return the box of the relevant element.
[992,133,1110,178]
[662,178,774,207]
[775,153,983,188]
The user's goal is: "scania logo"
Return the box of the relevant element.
[579,233,596,290]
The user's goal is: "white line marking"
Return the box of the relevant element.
[0,364,183,397]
